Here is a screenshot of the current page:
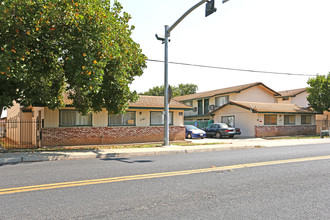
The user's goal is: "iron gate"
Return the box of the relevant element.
[0,119,41,150]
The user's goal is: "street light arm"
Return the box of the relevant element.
[167,0,209,35]
[161,0,214,146]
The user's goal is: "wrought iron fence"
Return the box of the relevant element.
[0,119,40,149]
[184,120,214,129]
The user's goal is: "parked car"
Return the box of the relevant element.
[185,125,206,139]
[203,123,241,138]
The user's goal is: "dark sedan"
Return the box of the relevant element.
[203,123,241,138]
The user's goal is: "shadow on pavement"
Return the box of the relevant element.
[0,151,77,166]
[101,157,153,163]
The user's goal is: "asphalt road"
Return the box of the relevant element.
[1,143,330,219]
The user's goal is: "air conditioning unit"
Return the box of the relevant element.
[208,105,215,111]
[192,107,197,112]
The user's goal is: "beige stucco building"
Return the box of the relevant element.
[174,82,280,120]
[276,88,329,132]
[275,88,309,107]
[175,82,318,137]
[210,101,317,137]
[5,96,190,147]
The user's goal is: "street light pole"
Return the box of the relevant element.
[164,25,170,146]
[158,0,217,146]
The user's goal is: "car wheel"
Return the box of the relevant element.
[215,132,221,139]
[229,135,234,138]
[187,133,192,139]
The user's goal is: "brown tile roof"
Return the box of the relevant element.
[174,82,280,101]
[210,100,318,114]
[63,94,190,109]
[276,88,306,97]
[129,95,191,109]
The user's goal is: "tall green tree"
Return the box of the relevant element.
[140,83,198,97]
[140,85,165,96]
[0,0,147,115]
[175,83,198,97]
[306,73,330,113]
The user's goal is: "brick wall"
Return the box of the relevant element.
[41,126,185,147]
[255,125,316,137]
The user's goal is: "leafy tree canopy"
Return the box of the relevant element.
[140,83,198,97]
[306,73,330,113]
[0,0,147,115]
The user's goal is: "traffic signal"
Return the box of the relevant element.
[205,0,217,17]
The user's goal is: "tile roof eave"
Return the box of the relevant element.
[176,82,281,101]
[276,88,307,98]
[236,82,281,96]
[128,106,191,110]
[256,111,319,114]
[208,101,318,115]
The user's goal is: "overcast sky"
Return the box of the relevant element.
[120,0,330,93]
[2,0,329,118]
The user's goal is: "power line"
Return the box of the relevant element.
[146,59,316,77]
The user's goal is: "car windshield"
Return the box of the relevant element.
[219,123,229,128]
[185,125,199,130]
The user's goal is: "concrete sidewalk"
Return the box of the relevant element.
[1,138,330,165]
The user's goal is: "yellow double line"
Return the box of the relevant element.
[1,155,330,195]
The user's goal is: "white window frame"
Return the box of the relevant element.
[284,115,295,125]
[301,115,312,125]
[150,111,173,126]
[215,95,229,107]
[264,114,277,125]
[108,111,136,126]
[221,115,235,127]
[59,110,92,127]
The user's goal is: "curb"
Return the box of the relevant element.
[1,138,330,165]
[0,145,260,165]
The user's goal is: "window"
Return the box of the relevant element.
[198,100,203,115]
[301,115,312,124]
[204,99,209,114]
[222,116,235,127]
[109,111,136,126]
[264,115,277,125]
[183,101,193,112]
[215,96,229,107]
[183,101,193,107]
[284,115,295,125]
[282,97,290,101]
[150,111,173,125]
[209,124,218,129]
[60,110,92,127]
